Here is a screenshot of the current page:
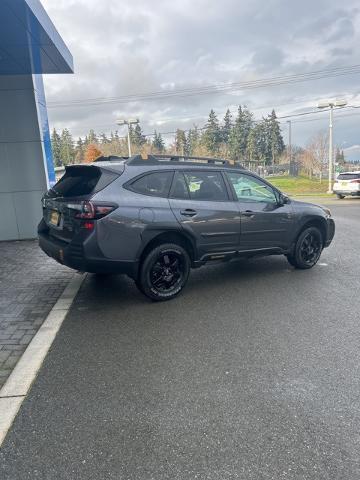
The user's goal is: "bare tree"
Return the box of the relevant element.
[306,131,329,182]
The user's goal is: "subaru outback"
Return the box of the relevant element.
[38,155,335,301]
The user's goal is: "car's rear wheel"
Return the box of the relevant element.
[336,194,345,199]
[137,243,190,301]
[286,227,323,269]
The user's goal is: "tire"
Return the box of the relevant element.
[286,255,297,267]
[336,194,345,199]
[137,243,191,301]
[134,279,145,294]
[286,227,323,270]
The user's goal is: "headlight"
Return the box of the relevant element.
[322,207,331,217]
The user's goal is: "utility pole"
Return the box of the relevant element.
[287,120,292,175]
[116,118,139,157]
[328,105,333,193]
[317,99,347,194]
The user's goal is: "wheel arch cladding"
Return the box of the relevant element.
[139,230,196,266]
[297,217,328,246]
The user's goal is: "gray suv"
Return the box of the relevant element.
[38,155,335,301]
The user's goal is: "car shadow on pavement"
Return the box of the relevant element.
[78,255,302,314]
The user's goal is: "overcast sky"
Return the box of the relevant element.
[42,0,360,159]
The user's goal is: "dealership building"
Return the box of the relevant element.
[0,0,73,241]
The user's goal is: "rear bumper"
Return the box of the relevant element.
[38,230,138,278]
[324,218,335,248]
[333,189,360,196]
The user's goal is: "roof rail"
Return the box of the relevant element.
[126,154,233,166]
[94,155,129,162]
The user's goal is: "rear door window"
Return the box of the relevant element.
[170,172,190,199]
[129,171,174,197]
[183,171,228,201]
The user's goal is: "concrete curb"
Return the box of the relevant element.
[0,273,86,446]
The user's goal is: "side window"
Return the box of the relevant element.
[227,172,277,203]
[170,172,190,199]
[129,171,173,197]
[183,171,228,201]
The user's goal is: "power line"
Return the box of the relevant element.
[291,110,360,124]
[56,98,357,133]
[92,107,351,140]
[47,64,360,108]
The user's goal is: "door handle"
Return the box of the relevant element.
[242,210,255,218]
[180,209,197,217]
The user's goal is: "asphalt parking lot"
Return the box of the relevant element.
[1,201,360,480]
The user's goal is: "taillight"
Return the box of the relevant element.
[66,201,117,220]
[350,179,360,184]
[82,221,95,230]
[75,201,95,219]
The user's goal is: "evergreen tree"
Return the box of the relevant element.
[88,129,98,144]
[175,129,187,155]
[75,137,85,164]
[229,106,253,162]
[221,109,233,144]
[51,128,62,167]
[132,124,146,147]
[202,109,221,154]
[60,128,75,165]
[187,126,200,155]
[336,147,345,165]
[247,121,269,165]
[267,110,285,165]
[152,130,165,152]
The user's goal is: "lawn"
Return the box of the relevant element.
[266,175,331,196]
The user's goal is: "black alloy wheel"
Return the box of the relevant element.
[286,226,323,269]
[138,243,190,301]
[299,231,322,266]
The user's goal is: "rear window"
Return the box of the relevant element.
[50,166,119,198]
[337,173,360,181]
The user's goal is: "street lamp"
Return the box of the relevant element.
[317,99,347,193]
[286,120,292,175]
[116,118,139,157]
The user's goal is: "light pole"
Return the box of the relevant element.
[287,120,292,175]
[116,118,139,157]
[317,100,347,193]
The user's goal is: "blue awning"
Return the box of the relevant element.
[0,0,73,74]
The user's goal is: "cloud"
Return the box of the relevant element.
[42,0,360,152]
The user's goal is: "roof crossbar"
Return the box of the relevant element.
[126,154,232,166]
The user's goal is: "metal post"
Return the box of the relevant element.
[116,118,139,157]
[328,105,334,194]
[287,120,292,175]
[127,124,132,157]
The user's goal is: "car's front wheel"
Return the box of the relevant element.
[137,243,191,301]
[336,194,345,199]
[286,227,323,269]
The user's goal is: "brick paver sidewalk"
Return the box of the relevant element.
[0,240,74,388]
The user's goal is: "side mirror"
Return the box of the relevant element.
[279,193,290,205]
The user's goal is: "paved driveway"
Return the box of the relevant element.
[0,241,74,387]
[1,203,360,480]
